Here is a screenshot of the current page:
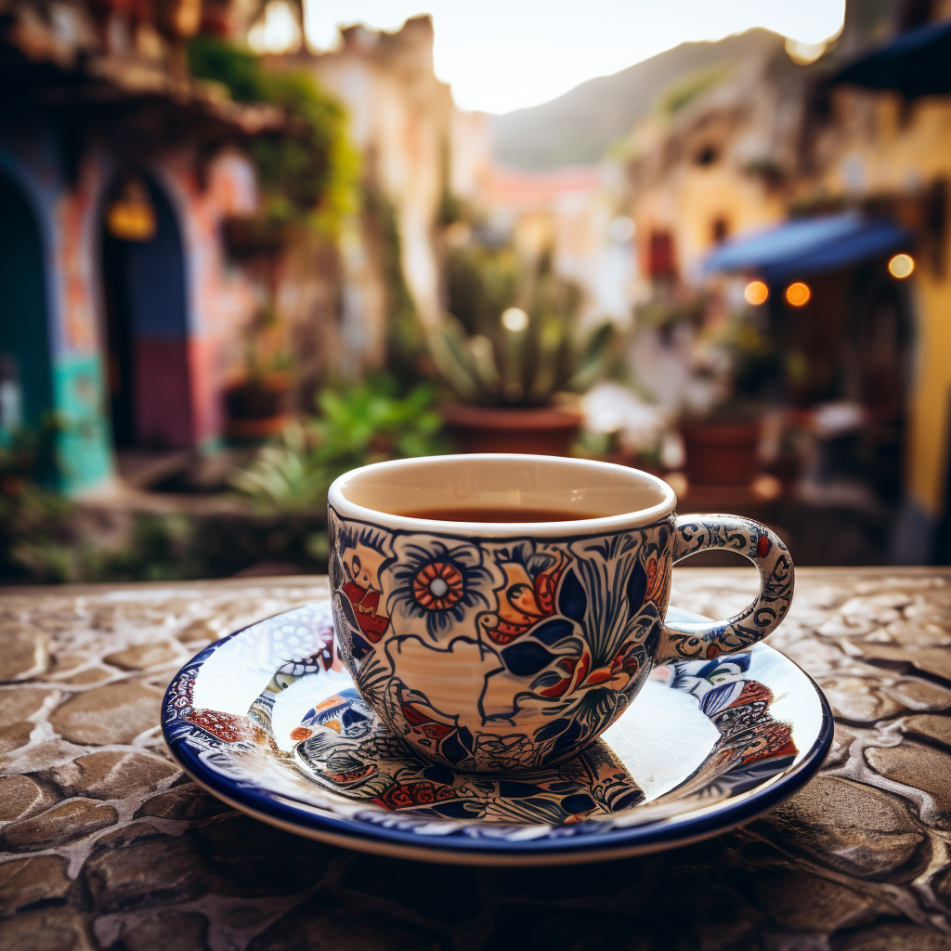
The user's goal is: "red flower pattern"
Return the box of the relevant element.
[412,562,465,611]
[185,710,253,744]
[373,781,458,811]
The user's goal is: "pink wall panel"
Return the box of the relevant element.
[187,336,223,446]
[135,339,194,449]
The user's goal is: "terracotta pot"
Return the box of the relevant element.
[224,375,291,441]
[441,404,582,456]
[222,216,290,261]
[681,419,761,487]
[225,414,290,441]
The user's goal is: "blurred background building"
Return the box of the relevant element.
[0,0,280,491]
[2,0,951,581]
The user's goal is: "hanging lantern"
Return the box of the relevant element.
[106,174,157,241]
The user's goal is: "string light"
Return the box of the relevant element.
[501,308,529,332]
[785,282,811,307]
[744,281,769,305]
[888,253,915,279]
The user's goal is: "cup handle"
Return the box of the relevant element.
[657,514,794,662]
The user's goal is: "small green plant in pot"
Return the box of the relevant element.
[230,375,449,512]
[225,305,295,442]
[430,247,614,455]
[680,312,782,487]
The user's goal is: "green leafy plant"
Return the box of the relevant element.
[658,65,729,118]
[0,420,336,582]
[634,295,704,333]
[430,247,614,407]
[231,377,448,510]
[239,305,292,380]
[0,419,73,581]
[363,187,426,383]
[685,313,783,422]
[188,35,358,234]
[1,487,74,583]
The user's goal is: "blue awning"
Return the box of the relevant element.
[830,18,951,98]
[702,213,913,283]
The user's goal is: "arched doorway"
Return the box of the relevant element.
[100,170,192,449]
[0,170,52,440]
[848,272,913,502]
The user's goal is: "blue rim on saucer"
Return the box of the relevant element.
[162,601,832,865]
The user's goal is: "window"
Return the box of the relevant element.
[648,230,676,279]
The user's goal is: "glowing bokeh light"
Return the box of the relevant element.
[501,307,529,332]
[744,281,769,306]
[888,253,915,279]
[785,282,811,307]
[248,0,302,54]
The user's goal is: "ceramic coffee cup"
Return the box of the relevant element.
[327,454,793,773]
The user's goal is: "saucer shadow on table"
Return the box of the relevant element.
[162,601,832,866]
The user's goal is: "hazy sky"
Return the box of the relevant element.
[299,0,846,114]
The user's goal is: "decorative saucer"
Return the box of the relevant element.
[162,600,832,866]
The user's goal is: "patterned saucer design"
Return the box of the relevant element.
[162,600,832,865]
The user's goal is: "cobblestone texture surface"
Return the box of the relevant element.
[1,569,951,950]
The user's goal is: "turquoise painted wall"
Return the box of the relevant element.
[52,354,112,492]
[0,126,115,494]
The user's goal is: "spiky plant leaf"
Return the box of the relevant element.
[467,334,501,395]
[568,322,615,392]
[428,317,481,401]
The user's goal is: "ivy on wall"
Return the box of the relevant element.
[188,36,358,234]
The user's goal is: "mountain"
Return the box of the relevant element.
[489,28,784,170]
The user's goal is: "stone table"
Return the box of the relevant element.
[2,569,951,950]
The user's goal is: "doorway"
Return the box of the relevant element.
[0,170,52,440]
[100,170,192,449]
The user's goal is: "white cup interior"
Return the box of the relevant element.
[329,454,677,532]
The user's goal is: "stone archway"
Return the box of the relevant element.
[0,169,53,440]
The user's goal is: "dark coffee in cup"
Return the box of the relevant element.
[397,506,601,522]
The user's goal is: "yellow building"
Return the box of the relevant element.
[808,15,951,555]
[625,46,795,292]
[625,2,951,560]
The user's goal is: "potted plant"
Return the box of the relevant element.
[429,247,613,456]
[680,314,782,487]
[221,214,292,261]
[224,306,294,442]
[230,376,449,510]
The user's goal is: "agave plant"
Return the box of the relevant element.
[430,247,614,407]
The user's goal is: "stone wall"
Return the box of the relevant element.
[2,569,951,947]
[270,16,455,371]
[625,49,799,290]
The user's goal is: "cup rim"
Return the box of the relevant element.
[327,454,678,536]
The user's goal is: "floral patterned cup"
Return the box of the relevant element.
[328,454,794,773]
